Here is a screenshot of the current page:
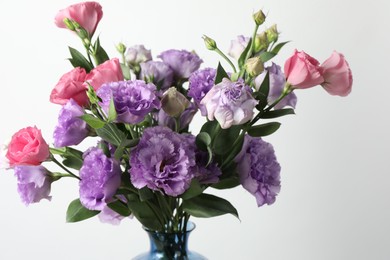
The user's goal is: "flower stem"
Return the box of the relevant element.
[214,48,237,73]
[50,155,81,180]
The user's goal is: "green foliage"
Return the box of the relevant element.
[68,47,93,72]
[247,122,281,137]
[215,62,229,84]
[66,199,100,223]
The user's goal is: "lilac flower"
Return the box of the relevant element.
[254,63,297,109]
[156,102,198,131]
[200,78,257,129]
[188,68,216,115]
[129,126,196,196]
[235,135,281,207]
[53,99,89,147]
[98,195,129,225]
[97,80,161,124]
[125,45,152,66]
[158,49,203,79]
[228,35,250,60]
[79,147,121,211]
[140,61,174,91]
[14,165,52,205]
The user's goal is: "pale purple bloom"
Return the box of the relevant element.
[98,206,125,225]
[235,135,281,207]
[228,35,250,60]
[79,147,121,211]
[129,126,196,196]
[254,63,297,109]
[200,78,257,129]
[125,45,152,66]
[188,68,216,115]
[14,165,52,205]
[53,99,89,147]
[158,49,203,79]
[97,80,161,124]
[140,61,174,91]
[156,102,198,131]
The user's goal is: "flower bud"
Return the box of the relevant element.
[254,32,269,53]
[125,45,152,67]
[63,18,76,31]
[161,87,190,117]
[245,57,264,77]
[266,24,278,43]
[253,10,266,26]
[116,42,126,54]
[202,35,217,50]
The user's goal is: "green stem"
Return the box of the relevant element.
[214,48,237,73]
[50,155,81,180]
[245,24,260,62]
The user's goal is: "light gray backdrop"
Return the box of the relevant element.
[0,0,389,259]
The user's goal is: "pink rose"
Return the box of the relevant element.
[50,67,88,107]
[6,126,50,167]
[54,1,103,37]
[84,58,124,91]
[284,50,324,89]
[320,51,353,96]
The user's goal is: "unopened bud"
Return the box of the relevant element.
[116,42,126,54]
[254,32,269,52]
[253,10,266,26]
[245,57,264,77]
[202,35,217,50]
[266,24,278,43]
[63,18,76,31]
[161,87,190,117]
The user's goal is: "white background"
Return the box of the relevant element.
[0,0,389,259]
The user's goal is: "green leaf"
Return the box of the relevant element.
[80,114,105,129]
[256,71,270,111]
[262,108,295,119]
[182,193,239,219]
[95,123,126,146]
[50,147,84,170]
[247,122,281,137]
[66,199,100,223]
[238,38,252,69]
[94,37,110,65]
[68,47,93,72]
[108,97,117,122]
[215,62,229,84]
[107,200,132,217]
[259,52,276,63]
[120,63,131,80]
[212,175,240,189]
[213,125,241,155]
[126,194,163,231]
[195,132,211,151]
[270,41,289,55]
[139,187,154,202]
[181,180,204,200]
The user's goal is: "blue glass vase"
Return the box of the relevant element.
[133,222,207,260]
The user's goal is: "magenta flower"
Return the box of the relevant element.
[235,135,281,207]
[14,165,52,205]
[200,78,257,129]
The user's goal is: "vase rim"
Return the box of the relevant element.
[143,221,196,234]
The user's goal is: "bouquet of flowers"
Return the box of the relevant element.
[3,1,352,235]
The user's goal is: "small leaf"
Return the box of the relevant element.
[68,47,93,72]
[247,122,281,137]
[213,125,241,155]
[80,114,105,129]
[196,132,211,151]
[66,199,100,223]
[108,97,117,122]
[107,200,132,217]
[96,123,126,146]
[94,37,110,65]
[259,52,276,63]
[212,176,240,189]
[181,180,204,200]
[238,38,252,69]
[215,62,229,84]
[120,63,131,80]
[139,187,154,202]
[262,108,295,119]
[270,41,289,55]
[256,72,270,110]
[182,193,239,219]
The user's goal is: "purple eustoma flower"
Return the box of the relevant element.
[140,61,174,91]
[228,35,250,60]
[53,99,89,147]
[200,78,257,129]
[97,80,161,124]
[235,135,281,207]
[79,147,121,211]
[129,126,196,196]
[14,165,52,205]
[188,68,216,115]
[255,63,297,109]
[125,44,152,66]
[158,49,203,80]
